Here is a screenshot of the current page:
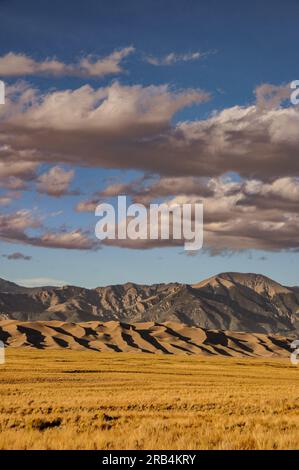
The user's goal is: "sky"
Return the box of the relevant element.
[0,0,298,288]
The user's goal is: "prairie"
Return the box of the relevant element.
[0,349,298,450]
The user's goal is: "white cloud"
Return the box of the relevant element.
[0,47,134,78]
[0,210,97,250]
[145,51,210,66]
[16,277,67,287]
[1,80,299,254]
[1,81,299,182]
[36,166,75,197]
[75,198,100,213]
[0,158,38,189]
[94,175,299,252]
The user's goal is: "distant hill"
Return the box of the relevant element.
[0,272,298,334]
[0,278,28,294]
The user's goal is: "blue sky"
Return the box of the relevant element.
[0,0,298,287]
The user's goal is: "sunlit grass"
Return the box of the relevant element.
[0,349,298,449]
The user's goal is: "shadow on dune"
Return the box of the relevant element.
[17,325,46,349]
[0,326,11,345]
[0,320,292,357]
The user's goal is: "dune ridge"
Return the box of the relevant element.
[0,320,293,357]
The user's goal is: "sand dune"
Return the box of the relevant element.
[0,320,293,357]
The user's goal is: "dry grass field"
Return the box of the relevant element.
[0,349,298,450]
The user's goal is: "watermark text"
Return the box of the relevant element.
[95,196,203,251]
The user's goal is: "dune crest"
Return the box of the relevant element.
[0,320,293,357]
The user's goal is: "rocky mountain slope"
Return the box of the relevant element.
[0,272,298,334]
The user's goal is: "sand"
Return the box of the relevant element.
[0,320,293,357]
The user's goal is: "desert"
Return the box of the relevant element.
[0,272,298,450]
[0,319,294,357]
[1,2,299,455]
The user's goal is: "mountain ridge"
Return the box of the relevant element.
[0,272,298,335]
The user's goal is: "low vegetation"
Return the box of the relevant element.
[0,349,298,449]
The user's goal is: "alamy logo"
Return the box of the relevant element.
[0,341,5,365]
[290,340,299,365]
[95,196,203,251]
[290,81,299,105]
[0,81,5,104]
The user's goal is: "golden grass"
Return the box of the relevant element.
[0,349,298,450]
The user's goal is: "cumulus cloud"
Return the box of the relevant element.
[0,82,298,182]
[91,175,299,252]
[0,47,134,77]
[76,174,213,212]
[97,174,299,210]
[98,176,214,205]
[35,229,97,250]
[2,81,206,130]
[36,166,75,196]
[1,79,299,254]
[255,83,291,111]
[0,209,97,250]
[0,157,38,190]
[75,198,100,213]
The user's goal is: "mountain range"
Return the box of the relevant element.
[0,272,298,335]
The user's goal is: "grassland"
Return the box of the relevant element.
[0,349,298,450]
